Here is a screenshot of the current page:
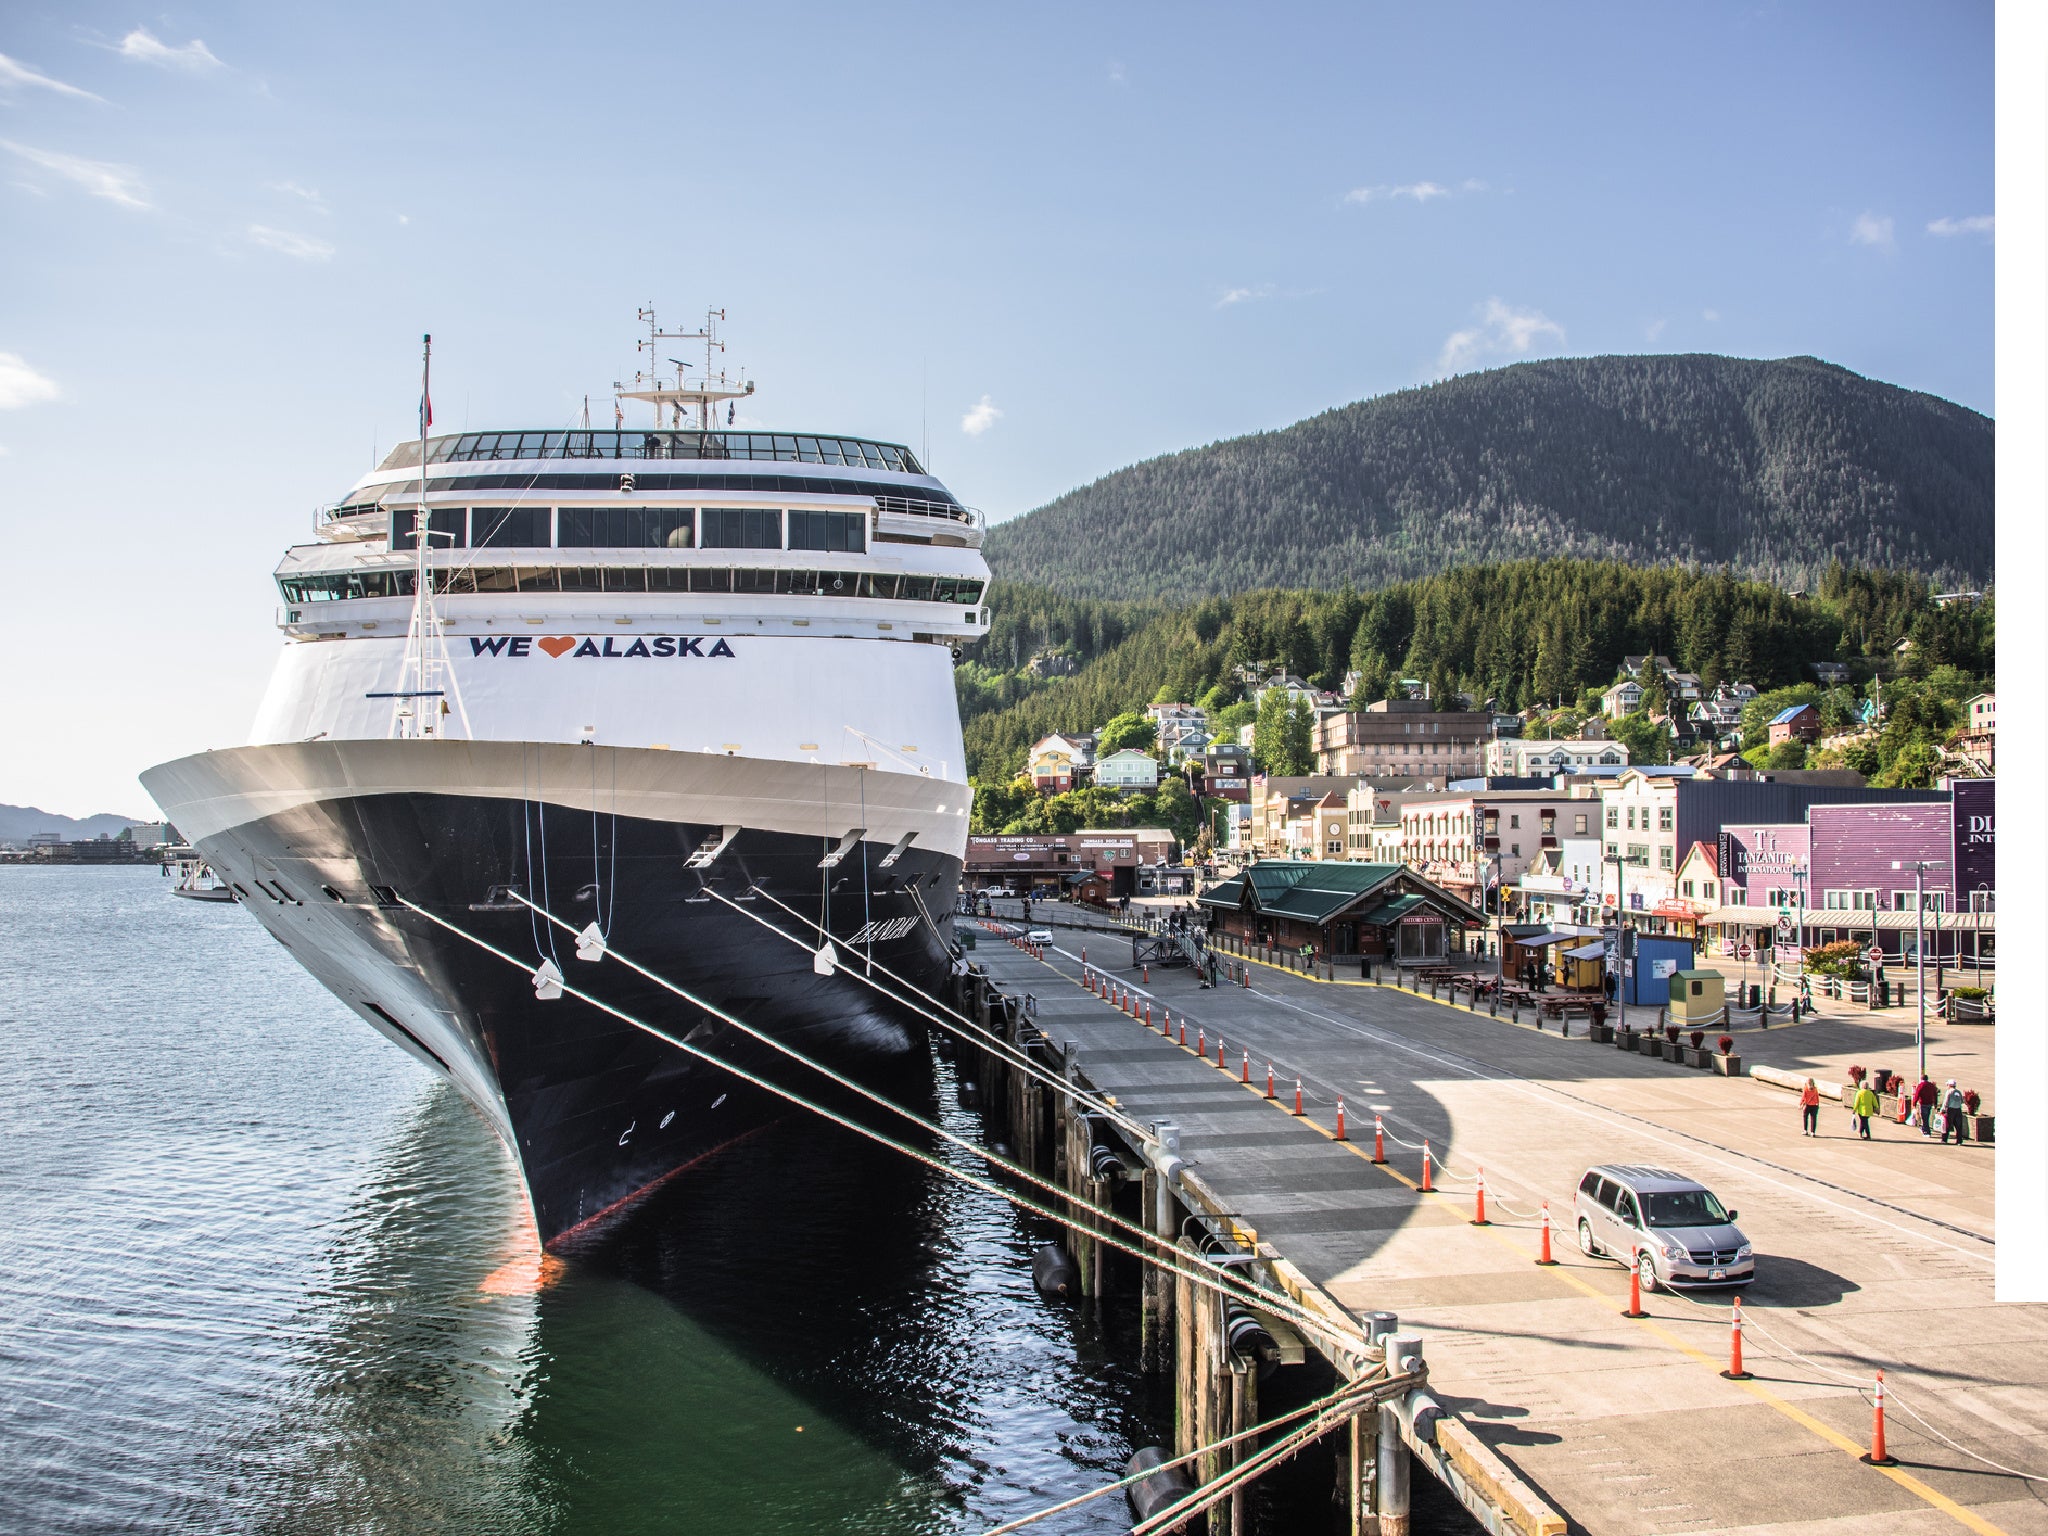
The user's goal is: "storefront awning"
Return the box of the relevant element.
[1564,941,1606,960]
[1510,930,1578,948]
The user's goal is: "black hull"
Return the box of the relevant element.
[202,791,960,1247]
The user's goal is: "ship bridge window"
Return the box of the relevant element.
[787,509,867,554]
[700,507,783,550]
[470,506,551,549]
[391,508,467,551]
[277,565,986,609]
[558,507,694,548]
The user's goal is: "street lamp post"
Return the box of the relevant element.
[1891,859,1947,1081]
[1606,851,1630,1035]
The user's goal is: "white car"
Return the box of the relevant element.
[1574,1164,1754,1290]
[1027,928,1054,945]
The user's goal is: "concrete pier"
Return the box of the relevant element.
[961,910,2046,1536]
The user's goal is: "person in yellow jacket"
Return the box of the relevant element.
[1851,1080,1880,1140]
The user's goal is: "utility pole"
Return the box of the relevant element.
[1892,859,1946,1081]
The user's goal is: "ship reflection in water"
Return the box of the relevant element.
[0,869,1162,1536]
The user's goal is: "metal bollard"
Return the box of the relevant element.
[1378,1333,1422,1535]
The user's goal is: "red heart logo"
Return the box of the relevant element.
[539,636,576,658]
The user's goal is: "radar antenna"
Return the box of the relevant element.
[613,304,756,430]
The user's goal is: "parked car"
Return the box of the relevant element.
[1573,1164,1753,1290]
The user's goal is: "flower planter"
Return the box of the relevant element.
[1968,1114,1995,1143]
[1616,1029,1637,1052]
[1713,1052,1743,1076]
[1684,1046,1713,1068]
[1589,1022,1615,1044]
[1662,1040,1687,1063]
[1638,1034,1664,1056]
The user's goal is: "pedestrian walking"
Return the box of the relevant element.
[1940,1080,1968,1145]
[1851,1081,1879,1139]
[1913,1074,1938,1137]
[1800,1077,1821,1136]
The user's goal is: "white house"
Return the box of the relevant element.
[1485,738,1630,776]
[1601,680,1643,718]
[1093,748,1161,791]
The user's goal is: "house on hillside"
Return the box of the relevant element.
[1147,702,1211,761]
[1094,748,1160,792]
[1767,704,1823,748]
[1028,733,1095,792]
[1601,680,1643,718]
[1809,661,1852,686]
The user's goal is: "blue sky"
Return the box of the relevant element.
[0,2,1992,815]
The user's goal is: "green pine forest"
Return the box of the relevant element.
[960,560,1994,837]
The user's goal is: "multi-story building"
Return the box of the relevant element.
[1399,788,1590,905]
[1484,738,1629,776]
[1957,692,1995,772]
[1315,698,1491,780]
[1250,774,1361,855]
[1343,784,1432,862]
[1202,741,1253,803]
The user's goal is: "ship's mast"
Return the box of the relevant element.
[612,304,755,430]
[391,333,468,741]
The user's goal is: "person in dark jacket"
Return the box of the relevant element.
[1913,1074,1938,1137]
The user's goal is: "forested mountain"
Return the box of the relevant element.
[983,355,1993,600]
[958,561,1992,783]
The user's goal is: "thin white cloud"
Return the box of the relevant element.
[1216,283,1274,308]
[0,52,103,101]
[1701,308,1721,323]
[1460,178,1489,193]
[960,395,1002,436]
[247,224,334,261]
[1344,180,1453,206]
[1436,298,1565,375]
[0,353,62,409]
[1927,214,1993,238]
[1645,318,1667,343]
[1,141,149,207]
[1850,211,1894,248]
[1107,61,1126,83]
[117,28,223,71]
[270,179,328,210]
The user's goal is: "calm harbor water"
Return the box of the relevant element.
[0,867,1169,1535]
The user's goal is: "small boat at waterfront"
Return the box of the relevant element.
[167,854,237,902]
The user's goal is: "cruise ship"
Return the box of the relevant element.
[142,314,986,1247]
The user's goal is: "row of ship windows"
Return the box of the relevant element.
[391,506,866,554]
[279,567,987,604]
[391,431,922,472]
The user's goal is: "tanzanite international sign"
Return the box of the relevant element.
[1951,779,1995,902]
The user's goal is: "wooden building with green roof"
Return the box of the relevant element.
[1198,861,1485,965]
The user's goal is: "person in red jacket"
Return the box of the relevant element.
[1913,1074,1938,1137]
[1800,1078,1821,1136]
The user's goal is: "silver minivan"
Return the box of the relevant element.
[1574,1164,1754,1290]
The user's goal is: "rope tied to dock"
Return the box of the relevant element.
[400,894,1354,1349]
